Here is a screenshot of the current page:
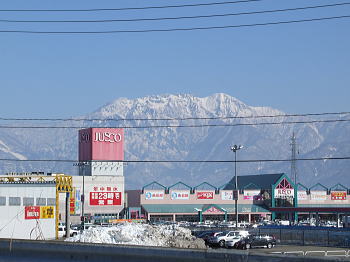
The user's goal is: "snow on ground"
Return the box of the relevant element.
[66,223,206,249]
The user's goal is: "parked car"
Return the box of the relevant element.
[234,235,276,249]
[225,235,244,249]
[208,230,249,248]
[197,231,222,245]
[58,226,79,238]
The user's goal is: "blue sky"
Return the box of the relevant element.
[0,0,349,117]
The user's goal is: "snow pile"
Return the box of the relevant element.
[66,223,206,249]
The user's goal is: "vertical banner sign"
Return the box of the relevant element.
[331,191,347,200]
[75,188,81,214]
[25,206,40,220]
[196,191,214,200]
[70,188,76,215]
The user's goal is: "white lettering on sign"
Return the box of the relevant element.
[94,132,122,143]
[80,132,91,143]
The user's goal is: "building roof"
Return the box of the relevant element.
[224,173,285,190]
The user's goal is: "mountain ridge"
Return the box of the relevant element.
[0,93,348,189]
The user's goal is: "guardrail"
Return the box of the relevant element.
[270,250,350,258]
[0,238,338,262]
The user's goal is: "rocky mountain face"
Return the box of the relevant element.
[0,93,349,189]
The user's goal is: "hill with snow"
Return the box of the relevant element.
[0,93,349,189]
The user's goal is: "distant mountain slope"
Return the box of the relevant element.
[0,93,349,189]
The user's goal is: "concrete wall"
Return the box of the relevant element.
[0,184,56,240]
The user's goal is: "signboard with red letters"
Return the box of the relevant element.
[331,191,347,200]
[89,185,122,206]
[196,191,214,200]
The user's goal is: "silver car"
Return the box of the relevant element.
[208,230,249,248]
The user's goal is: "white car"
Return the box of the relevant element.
[58,226,79,238]
[225,235,244,248]
[208,230,250,248]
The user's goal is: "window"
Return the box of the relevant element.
[23,197,34,206]
[47,198,56,206]
[0,196,6,206]
[9,197,21,206]
[36,198,46,206]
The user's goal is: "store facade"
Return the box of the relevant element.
[141,173,350,224]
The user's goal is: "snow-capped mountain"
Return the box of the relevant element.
[0,93,349,189]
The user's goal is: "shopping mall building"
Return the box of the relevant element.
[140,173,350,225]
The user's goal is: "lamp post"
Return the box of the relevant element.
[231,145,243,229]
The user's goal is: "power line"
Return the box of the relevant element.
[1,3,348,23]
[0,111,349,122]
[0,118,349,129]
[0,0,264,12]
[0,156,349,163]
[0,15,349,34]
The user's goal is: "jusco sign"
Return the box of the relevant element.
[80,131,122,143]
[79,128,124,161]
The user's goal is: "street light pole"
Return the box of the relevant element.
[231,145,243,229]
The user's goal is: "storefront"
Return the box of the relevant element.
[140,173,350,224]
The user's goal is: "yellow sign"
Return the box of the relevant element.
[40,206,55,219]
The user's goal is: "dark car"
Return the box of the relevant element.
[234,235,276,249]
[197,231,223,245]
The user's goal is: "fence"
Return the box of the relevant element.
[192,226,350,248]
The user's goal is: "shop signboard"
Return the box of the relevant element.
[70,188,76,214]
[243,190,261,200]
[274,188,294,199]
[79,128,124,161]
[203,206,224,214]
[75,188,81,214]
[90,192,122,205]
[221,190,234,200]
[170,190,190,200]
[90,185,122,205]
[274,178,294,199]
[331,191,347,200]
[40,206,55,219]
[310,190,327,201]
[197,191,214,200]
[25,206,40,220]
[297,190,308,200]
[144,190,164,200]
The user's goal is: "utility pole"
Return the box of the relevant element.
[231,145,243,229]
[291,132,298,184]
